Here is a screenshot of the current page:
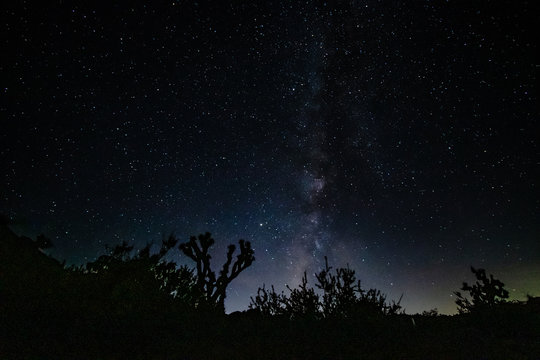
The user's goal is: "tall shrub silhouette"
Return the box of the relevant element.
[285,272,320,318]
[316,257,358,317]
[454,266,509,313]
[250,257,402,319]
[249,272,320,318]
[179,232,255,312]
[82,232,255,314]
[249,284,288,317]
[83,236,200,316]
[316,257,402,318]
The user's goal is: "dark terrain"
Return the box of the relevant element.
[1,223,538,359]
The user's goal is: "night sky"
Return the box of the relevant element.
[2,1,538,314]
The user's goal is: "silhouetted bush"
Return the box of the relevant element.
[250,256,402,319]
[80,236,202,317]
[421,308,439,316]
[248,284,288,317]
[454,266,509,313]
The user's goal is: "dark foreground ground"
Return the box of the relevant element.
[1,224,539,359]
[2,307,539,360]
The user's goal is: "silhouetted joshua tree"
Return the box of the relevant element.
[454,266,509,313]
[179,232,255,312]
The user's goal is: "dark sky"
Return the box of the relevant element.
[2,1,538,314]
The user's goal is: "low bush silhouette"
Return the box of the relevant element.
[79,236,201,317]
[454,266,510,313]
[421,308,439,316]
[250,256,402,319]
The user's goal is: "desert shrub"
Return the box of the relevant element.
[421,308,439,316]
[249,284,288,317]
[250,257,402,319]
[454,266,509,313]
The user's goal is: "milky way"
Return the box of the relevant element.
[287,30,331,283]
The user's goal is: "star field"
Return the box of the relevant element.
[1,1,538,314]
